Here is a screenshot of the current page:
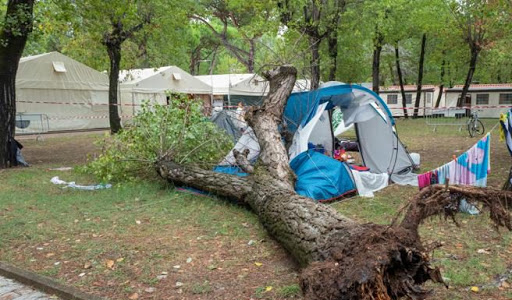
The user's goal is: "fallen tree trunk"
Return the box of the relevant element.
[156,66,512,299]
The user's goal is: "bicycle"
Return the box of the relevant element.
[467,110,485,137]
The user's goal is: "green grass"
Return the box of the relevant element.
[2,118,511,299]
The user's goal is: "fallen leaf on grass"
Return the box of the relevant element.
[105,259,115,269]
[116,257,124,263]
[254,262,262,267]
[46,253,55,258]
[83,262,92,269]
[128,293,139,300]
[470,286,479,292]
[265,286,273,292]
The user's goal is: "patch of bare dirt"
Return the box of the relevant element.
[16,130,106,166]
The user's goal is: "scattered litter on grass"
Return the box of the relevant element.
[477,249,491,254]
[459,199,480,215]
[50,176,112,190]
[144,287,156,293]
[175,281,183,287]
[157,274,167,280]
[248,240,256,246]
[470,286,479,292]
[48,167,72,171]
[186,257,192,263]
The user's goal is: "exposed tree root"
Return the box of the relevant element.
[300,185,511,300]
[400,184,512,235]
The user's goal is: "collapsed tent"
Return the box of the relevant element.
[215,82,417,200]
[210,110,245,143]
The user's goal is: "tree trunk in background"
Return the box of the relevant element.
[389,61,398,85]
[435,58,446,108]
[309,35,321,90]
[157,65,512,300]
[458,47,479,107]
[372,31,383,94]
[327,32,338,81]
[0,0,35,168]
[395,44,409,118]
[413,33,426,118]
[105,41,123,134]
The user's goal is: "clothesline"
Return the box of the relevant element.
[418,133,491,190]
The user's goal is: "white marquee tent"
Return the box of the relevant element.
[16,52,110,133]
[195,73,269,97]
[120,66,212,116]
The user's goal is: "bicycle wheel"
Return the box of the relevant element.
[467,120,476,137]
[476,119,485,135]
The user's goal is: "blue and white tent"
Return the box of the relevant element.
[283,82,416,200]
[215,82,417,200]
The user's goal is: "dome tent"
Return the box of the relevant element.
[284,82,417,200]
[214,82,417,201]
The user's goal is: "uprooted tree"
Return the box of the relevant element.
[156,65,512,300]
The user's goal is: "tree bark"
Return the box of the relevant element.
[435,57,446,108]
[309,35,321,90]
[395,44,409,119]
[458,46,479,107]
[105,41,122,134]
[0,0,35,168]
[372,31,383,94]
[413,33,427,118]
[327,33,338,82]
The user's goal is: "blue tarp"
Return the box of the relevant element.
[290,149,356,201]
[213,165,249,177]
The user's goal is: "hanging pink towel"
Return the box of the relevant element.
[418,172,432,190]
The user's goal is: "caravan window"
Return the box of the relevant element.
[387,95,398,104]
[499,93,512,105]
[476,94,489,105]
[405,94,412,104]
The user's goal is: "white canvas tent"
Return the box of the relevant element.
[195,73,268,97]
[16,52,110,133]
[120,66,212,116]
